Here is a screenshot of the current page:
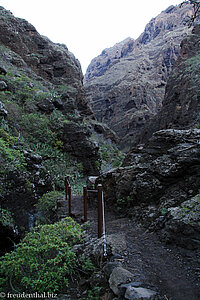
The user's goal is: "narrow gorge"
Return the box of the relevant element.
[84,3,193,149]
[0,2,200,300]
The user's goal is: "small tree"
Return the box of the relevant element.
[181,0,200,26]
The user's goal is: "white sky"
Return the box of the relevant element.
[0,0,182,74]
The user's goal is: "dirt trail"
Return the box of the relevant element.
[65,195,200,300]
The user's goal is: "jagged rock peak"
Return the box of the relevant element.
[84,3,192,149]
[0,6,82,82]
[84,37,134,81]
[137,4,187,45]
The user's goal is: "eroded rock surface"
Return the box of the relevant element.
[100,129,200,249]
[0,6,101,235]
[84,4,192,148]
[135,24,200,145]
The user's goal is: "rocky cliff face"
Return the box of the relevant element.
[98,23,200,250]
[0,6,100,235]
[84,4,192,148]
[0,6,92,116]
[134,24,200,145]
[100,129,200,250]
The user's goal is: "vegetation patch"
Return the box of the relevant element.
[35,191,63,224]
[0,218,94,294]
[0,209,14,228]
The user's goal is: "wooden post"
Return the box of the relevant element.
[83,186,87,222]
[97,184,103,238]
[68,185,72,217]
[65,176,69,201]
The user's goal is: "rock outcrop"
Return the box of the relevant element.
[100,129,200,249]
[0,6,101,234]
[84,4,192,148]
[134,24,200,145]
[0,6,92,117]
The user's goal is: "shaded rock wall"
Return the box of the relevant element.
[102,129,200,205]
[100,129,200,249]
[84,4,192,148]
[0,6,101,234]
[134,24,200,145]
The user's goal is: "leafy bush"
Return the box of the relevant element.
[35,191,63,224]
[0,209,14,227]
[0,137,26,173]
[91,134,125,172]
[31,142,85,191]
[86,286,101,300]
[0,218,92,294]
[19,113,54,145]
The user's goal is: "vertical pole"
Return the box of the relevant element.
[98,184,103,238]
[68,185,72,217]
[83,186,87,222]
[65,176,69,201]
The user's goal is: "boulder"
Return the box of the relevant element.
[102,129,200,206]
[36,97,54,112]
[0,101,8,116]
[103,261,123,277]
[0,65,7,75]
[109,267,134,295]
[0,81,7,91]
[159,194,200,249]
[125,286,158,300]
[61,122,100,175]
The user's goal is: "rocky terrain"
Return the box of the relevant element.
[0,6,119,240]
[133,24,200,145]
[92,14,200,299]
[84,4,192,148]
[0,3,200,299]
[98,23,200,251]
[53,191,200,299]
[100,129,200,249]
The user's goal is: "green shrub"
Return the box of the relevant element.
[79,255,94,272]
[161,208,168,216]
[0,137,26,173]
[99,143,124,171]
[0,209,14,227]
[49,109,65,128]
[0,218,87,293]
[86,286,100,300]
[35,191,63,224]
[19,113,54,145]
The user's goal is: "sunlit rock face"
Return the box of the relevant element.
[84,4,192,148]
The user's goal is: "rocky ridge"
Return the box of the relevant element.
[0,6,92,116]
[0,6,105,238]
[84,4,192,148]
